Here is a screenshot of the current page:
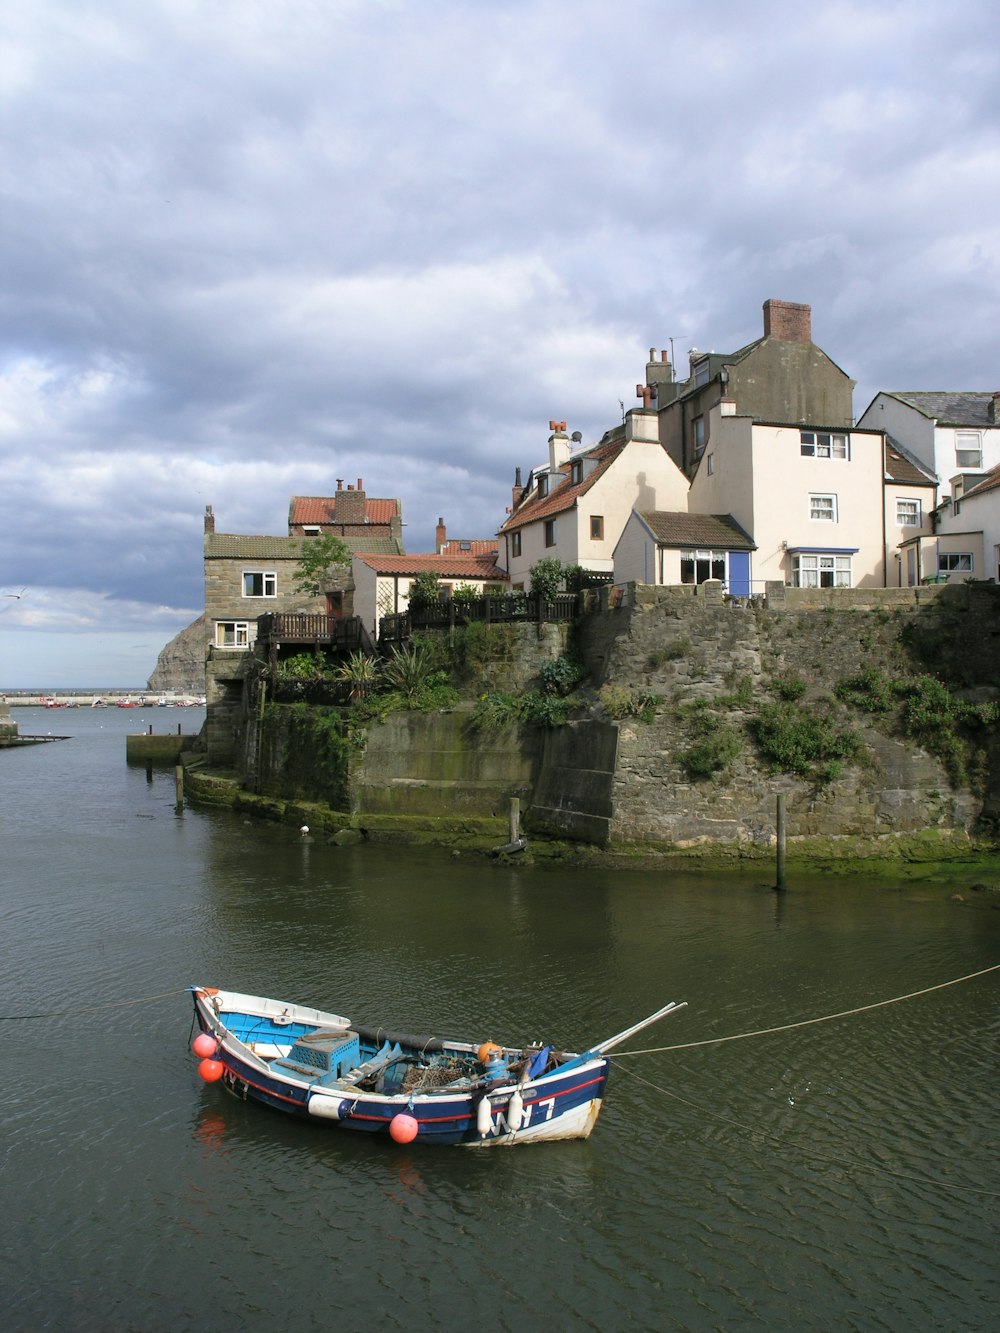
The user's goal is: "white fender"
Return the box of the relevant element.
[506,1087,524,1133]
[476,1095,492,1137]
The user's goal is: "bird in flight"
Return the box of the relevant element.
[2,588,27,598]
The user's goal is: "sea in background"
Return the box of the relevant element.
[1,706,998,1331]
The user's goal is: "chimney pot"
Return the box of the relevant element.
[337,479,343,490]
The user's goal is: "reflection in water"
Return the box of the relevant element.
[1,707,997,1331]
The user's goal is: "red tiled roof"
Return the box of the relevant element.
[440,538,498,556]
[499,435,628,533]
[289,495,400,525]
[354,553,508,580]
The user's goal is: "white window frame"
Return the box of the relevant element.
[510,530,522,558]
[801,431,849,460]
[679,549,728,585]
[810,493,837,522]
[939,552,973,572]
[955,432,982,468]
[216,620,249,648]
[791,554,853,588]
[242,570,277,598]
[544,519,557,548]
[706,452,714,475]
[896,497,921,527]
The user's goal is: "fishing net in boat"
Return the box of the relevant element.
[401,1062,469,1092]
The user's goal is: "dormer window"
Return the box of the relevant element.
[693,358,711,387]
[571,459,583,485]
[538,475,549,497]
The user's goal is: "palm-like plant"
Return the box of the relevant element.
[332,651,382,702]
[382,643,436,705]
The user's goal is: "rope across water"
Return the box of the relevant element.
[609,963,1000,1058]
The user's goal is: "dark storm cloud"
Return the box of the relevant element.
[2,0,998,682]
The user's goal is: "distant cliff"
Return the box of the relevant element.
[147,615,208,694]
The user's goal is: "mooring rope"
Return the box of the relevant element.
[610,963,1000,1058]
[615,1062,1000,1199]
[0,987,189,1021]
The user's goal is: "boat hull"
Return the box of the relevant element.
[192,987,608,1148]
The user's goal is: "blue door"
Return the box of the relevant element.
[728,550,750,597]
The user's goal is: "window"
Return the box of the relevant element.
[693,416,706,454]
[590,515,604,541]
[510,530,521,558]
[302,526,321,537]
[693,358,711,387]
[243,571,276,597]
[939,552,973,572]
[571,460,583,485]
[537,475,549,498]
[680,550,727,584]
[810,494,837,522]
[792,554,852,588]
[544,519,556,547]
[896,498,921,526]
[216,621,249,647]
[706,452,714,475]
[955,432,982,468]
[800,431,849,459]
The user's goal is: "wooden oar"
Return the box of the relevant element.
[588,1001,687,1056]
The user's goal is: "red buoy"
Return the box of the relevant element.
[389,1113,419,1143]
[192,1032,218,1058]
[198,1058,224,1083]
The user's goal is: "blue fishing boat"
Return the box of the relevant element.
[190,986,685,1147]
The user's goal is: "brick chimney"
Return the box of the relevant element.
[436,516,446,552]
[989,392,1000,425]
[334,478,367,525]
[763,299,812,343]
[512,466,526,509]
[204,504,215,535]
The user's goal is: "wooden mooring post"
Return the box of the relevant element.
[775,793,786,891]
[175,764,184,812]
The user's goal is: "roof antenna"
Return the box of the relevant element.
[618,398,625,423]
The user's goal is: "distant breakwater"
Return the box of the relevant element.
[2,691,205,708]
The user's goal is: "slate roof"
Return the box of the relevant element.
[960,462,1000,501]
[884,392,999,428]
[289,495,400,525]
[885,436,937,486]
[205,531,402,559]
[205,535,303,559]
[636,512,756,550]
[354,552,508,581]
[499,434,632,533]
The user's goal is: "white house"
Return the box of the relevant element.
[614,511,756,591]
[923,462,1000,584]
[352,551,507,639]
[497,413,690,588]
[858,392,1000,486]
[684,399,889,589]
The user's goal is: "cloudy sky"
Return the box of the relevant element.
[2,0,998,687]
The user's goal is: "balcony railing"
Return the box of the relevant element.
[255,613,374,656]
[379,592,581,647]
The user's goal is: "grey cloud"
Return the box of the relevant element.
[2,0,999,682]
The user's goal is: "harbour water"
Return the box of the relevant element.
[1,707,997,1331]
